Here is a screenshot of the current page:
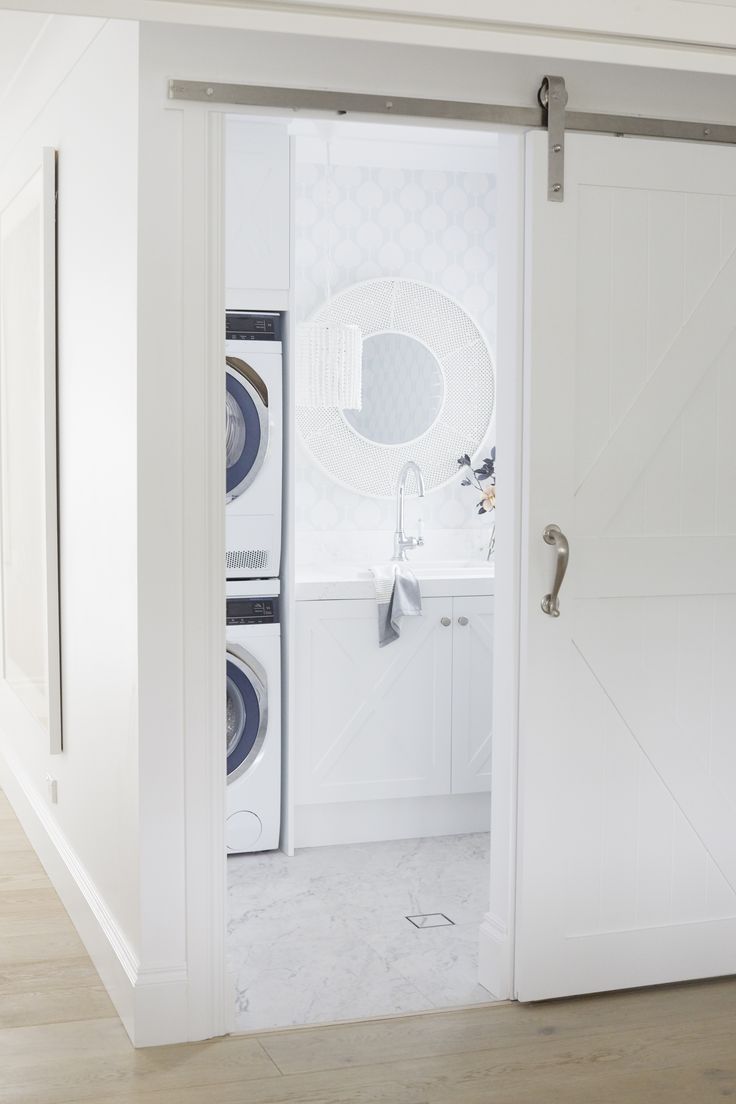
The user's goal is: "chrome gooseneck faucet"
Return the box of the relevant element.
[393,460,425,561]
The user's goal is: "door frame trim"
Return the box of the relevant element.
[478,133,525,1000]
[183,97,525,1039]
[180,105,228,1043]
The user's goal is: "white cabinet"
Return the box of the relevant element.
[225,118,290,310]
[294,595,493,809]
[451,595,494,794]
[295,597,453,805]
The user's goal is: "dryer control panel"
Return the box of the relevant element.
[226,597,280,626]
[226,311,282,342]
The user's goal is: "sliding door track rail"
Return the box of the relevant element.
[169,77,736,146]
[169,77,736,203]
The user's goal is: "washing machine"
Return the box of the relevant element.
[226,579,281,853]
[225,311,283,579]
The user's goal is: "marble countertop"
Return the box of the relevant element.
[295,559,496,601]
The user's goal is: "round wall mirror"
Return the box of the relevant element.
[297,277,495,498]
[343,333,445,445]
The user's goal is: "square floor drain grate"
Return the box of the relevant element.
[406,913,455,929]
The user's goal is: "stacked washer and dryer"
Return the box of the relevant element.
[225,311,283,854]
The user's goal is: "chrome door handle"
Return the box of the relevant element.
[440,616,451,627]
[457,616,469,626]
[541,524,569,617]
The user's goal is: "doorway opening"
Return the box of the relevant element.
[223,112,522,1033]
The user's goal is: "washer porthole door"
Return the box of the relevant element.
[226,649,268,781]
[225,356,269,502]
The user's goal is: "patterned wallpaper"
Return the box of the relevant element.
[294,134,497,545]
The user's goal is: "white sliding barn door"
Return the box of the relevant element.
[516,131,736,1001]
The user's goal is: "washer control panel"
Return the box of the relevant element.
[226,597,280,626]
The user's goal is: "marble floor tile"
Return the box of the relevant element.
[365,921,495,1009]
[230,934,428,1032]
[227,832,492,1032]
[228,882,367,947]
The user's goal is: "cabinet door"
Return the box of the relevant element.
[225,119,289,304]
[295,598,453,805]
[451,595,494,794]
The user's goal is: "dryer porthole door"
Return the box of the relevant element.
[226,357,269,502]
[226,648,267,782]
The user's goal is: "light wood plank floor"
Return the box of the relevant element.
[1,788,735,1103]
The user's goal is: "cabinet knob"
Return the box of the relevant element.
[440,616,451,627]
[457,616,469,626]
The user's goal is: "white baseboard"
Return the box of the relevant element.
[0,744,189,1047]
[295,792,491,848]
[133,967,190,1046]
[478,909,514,1000]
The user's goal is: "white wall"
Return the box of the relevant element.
[133,17,736,1045]
[0,16,141,1033]
[142,20,736,124]
[4,2,736,1051]
[292,127,497,558]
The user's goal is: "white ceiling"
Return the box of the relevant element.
[0,11,49,104]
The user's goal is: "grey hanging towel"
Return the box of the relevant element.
[370,564,422,647]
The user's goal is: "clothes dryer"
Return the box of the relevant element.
[225,311,282,579]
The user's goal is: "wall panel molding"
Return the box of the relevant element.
[0,15,106,169]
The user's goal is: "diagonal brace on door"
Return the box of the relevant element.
[539,76,568,202]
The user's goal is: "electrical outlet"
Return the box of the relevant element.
[45,774,58,804]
